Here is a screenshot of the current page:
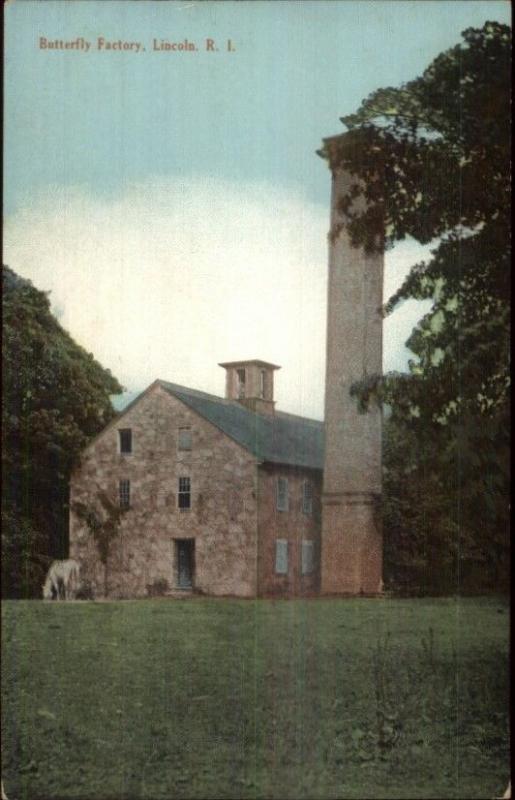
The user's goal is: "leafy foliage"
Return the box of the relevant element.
[1,510,50,600]
[73,491,126,596]
[2,265,122,597]
[382,413,509,594]
[325,23,510,592]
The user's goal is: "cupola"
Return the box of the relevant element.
[218,359,281,415]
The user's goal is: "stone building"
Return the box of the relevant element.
[69,360,324,598]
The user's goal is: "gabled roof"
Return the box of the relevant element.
[158,380,324,470]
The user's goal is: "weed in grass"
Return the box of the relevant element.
[357,626,455,765]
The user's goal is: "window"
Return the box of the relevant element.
[178,477,191,511]
[119,480,131,509]
[260,369,266,399]
[275,539,288,575]
[119,428,132,454]
[178,427,192,451]
[302,481,313,514]
[237,368,246,399]
[301,540,314,575]
[277,477,289,511]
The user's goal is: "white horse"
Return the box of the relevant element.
[42,559,81,600]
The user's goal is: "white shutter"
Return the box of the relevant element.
[301,540,314,575]
[275,539,288,574]
[178,428,192,451]
[277,478,289,511]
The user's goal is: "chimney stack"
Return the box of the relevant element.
[319,134,384,595]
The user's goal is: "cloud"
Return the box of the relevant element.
[4,178,432,419]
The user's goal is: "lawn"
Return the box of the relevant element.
[1,597,510,800]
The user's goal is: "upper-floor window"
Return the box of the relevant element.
[237,368,246,399]
[119,428,132,454]
[301,540,314,575]
[178,427,192,451]
[119,479,131,509]
[302,481,313,514]
[178,477,191,511]
[277,477,289,512]
[275,539,288,574]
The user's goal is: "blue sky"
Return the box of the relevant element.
[4,1,511,417]
[5,0,511,214]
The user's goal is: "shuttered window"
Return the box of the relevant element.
[275,539,288,574]
[178,428,192,451]
[301,540,314,575]
[276,477,289,511]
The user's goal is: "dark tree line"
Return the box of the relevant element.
[2,266,122,597]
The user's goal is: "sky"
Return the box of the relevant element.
[4,0,511,418]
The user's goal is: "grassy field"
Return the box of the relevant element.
[1,597,510,800]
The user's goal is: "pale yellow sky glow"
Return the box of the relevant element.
[4,178,432,419]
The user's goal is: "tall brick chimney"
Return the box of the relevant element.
[318,134,384,595]
[219,359,280,415]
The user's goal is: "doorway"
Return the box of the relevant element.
[175,539,195,589]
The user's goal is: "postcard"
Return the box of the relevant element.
[2,2,510,798]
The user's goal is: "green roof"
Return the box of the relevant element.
[159,380,324,470]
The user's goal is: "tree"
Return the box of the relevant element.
[381,411,509,594]
[2,265,123,597]
[320,22,510,591]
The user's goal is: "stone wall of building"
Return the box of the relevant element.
[256,464,322,596]
[69,384,259,598]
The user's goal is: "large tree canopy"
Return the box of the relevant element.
[2,265,122,596]
[321,22,510,592]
